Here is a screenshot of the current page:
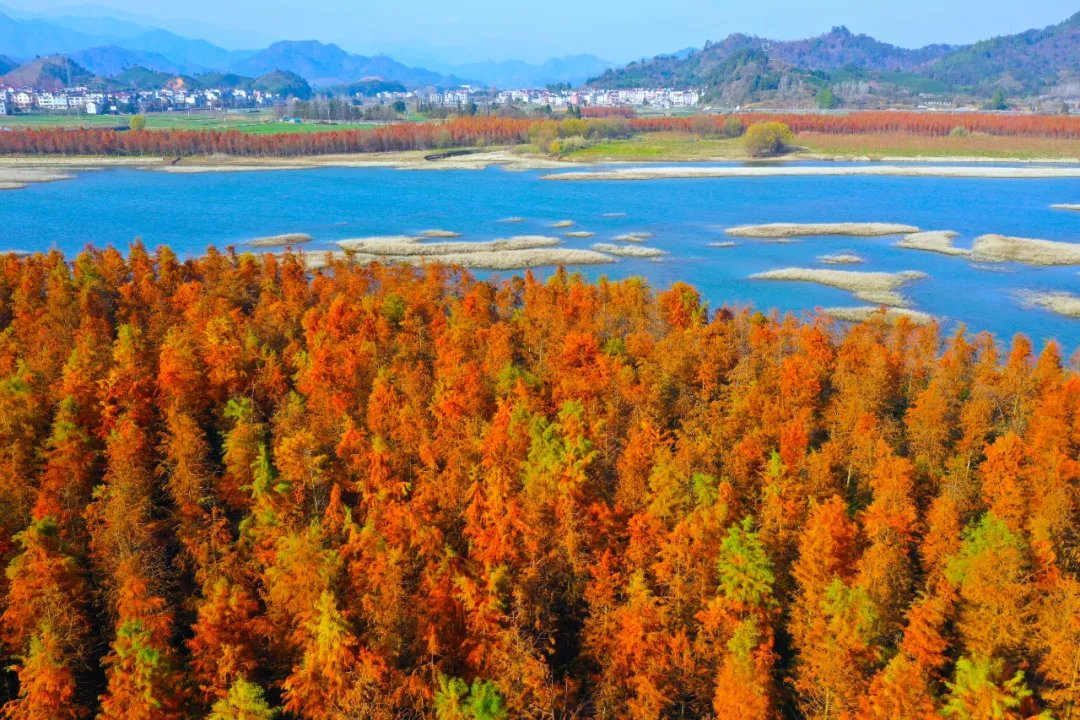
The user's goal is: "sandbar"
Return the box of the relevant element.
[591,243,667,258]
[497,217,527,223]
[971,234,1080,265]
[550,220,575,229]
[0,168,76,189]
[543,165,1080,181]
[420,229,462,238]
[709,241,737,248]
[727,223,919,238]
[1018,291,1080,319]
[897,231,969,256]
[307,247,614,270]
[751,267,927,307]
[818,253,865,265]
[615,232,652,242]
[159,149,572,174]
[1051,204,1080,211]
[245,233,314,247]
[565,231,595,238]
[824,306,935,325]
[337,235,561,256]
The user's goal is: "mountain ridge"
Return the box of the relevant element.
[590,13,1080,102]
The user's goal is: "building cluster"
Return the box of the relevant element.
[365,86,701,110]
[497,88,702,109]
[0,85,286,116]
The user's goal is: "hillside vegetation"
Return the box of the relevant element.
[591,13,1080,104]
[0,248,1077,719]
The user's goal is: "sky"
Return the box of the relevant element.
[5,0,1078,63]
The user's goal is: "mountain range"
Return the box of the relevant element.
[590,13,1080,104]
[0,8,609,89]
[0,52,314,98]
[1,6,1077,101]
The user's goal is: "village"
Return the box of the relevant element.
[0,78,701,118]
[0,84,290,116]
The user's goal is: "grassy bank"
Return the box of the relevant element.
[557,129,1080,162]
[560,132,746,161]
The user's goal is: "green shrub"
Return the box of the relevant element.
[949,125,969,137]
[721,115,745,138]
[742,121,794,157]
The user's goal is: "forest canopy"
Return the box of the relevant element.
[0,245,1077,719]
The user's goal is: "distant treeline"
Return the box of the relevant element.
[1,112,1078,157]
[632,111,1080,138]
[0,117,535,157]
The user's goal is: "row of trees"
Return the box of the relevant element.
[0,245,1077,719]
[0,117,535,157]
[631,111,1080,138]
[2,110,1076,157]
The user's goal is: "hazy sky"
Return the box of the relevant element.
[7,0,1078,63]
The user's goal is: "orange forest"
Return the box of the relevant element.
[1,112,1078,157]
[0,245,1078,720]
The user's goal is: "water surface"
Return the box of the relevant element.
[6,162,1080,350]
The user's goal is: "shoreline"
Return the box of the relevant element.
[543,164,1080,181]
[0,147,1078,189]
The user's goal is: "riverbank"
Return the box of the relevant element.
[544,165,1080,181]
[4,142,1080,191]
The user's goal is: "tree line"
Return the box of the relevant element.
[1,112,1077,157]
[0,246,1076,719]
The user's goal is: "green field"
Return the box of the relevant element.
[0,112,380,133]
[562,132,748,161]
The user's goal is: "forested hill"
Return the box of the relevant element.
[0,247,1077,719]
[590,12,1080,103]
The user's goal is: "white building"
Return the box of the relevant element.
[12,91,34,110]
[37,92,69,111]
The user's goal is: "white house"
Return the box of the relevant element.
[12,91,34,110]
[37,92,69,111]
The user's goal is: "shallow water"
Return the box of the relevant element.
[6,162,1080,350]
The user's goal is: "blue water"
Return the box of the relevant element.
[6,163,1080,350]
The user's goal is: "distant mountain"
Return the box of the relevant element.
[924,11,1080,92]
[71,45,183,76]
[0,10,106,57]
[765,26,953,72]
[114,30,252,73]
[0,53,15,75]
[110,65,177,90]
[42,13,148,40]
[252,70,313,99]
[0,9,250,74]
[229,40,463,88]
[590,13,1080,102]
[452,54,612,88]
[0,55,95,90]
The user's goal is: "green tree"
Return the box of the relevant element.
[816,86,839,109]
[207,678,279,720]
[128,115,147,132]
[434,676,507,720]
[986,88,1008,111]
[717,517,777,610]
[721,115,744,138]
[942,656,1035,720]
